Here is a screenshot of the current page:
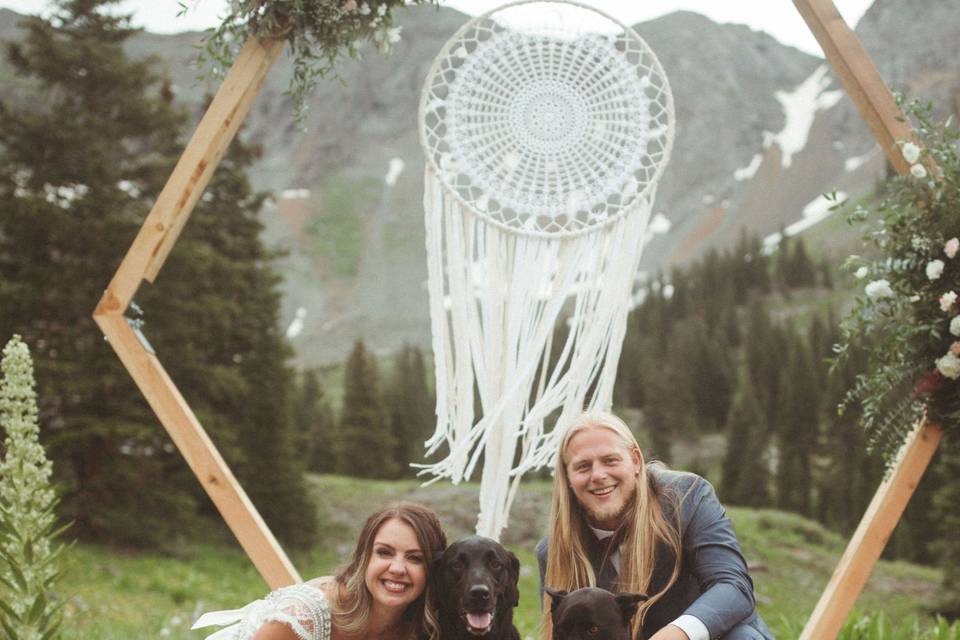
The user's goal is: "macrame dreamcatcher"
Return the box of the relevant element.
[417,0,674,540]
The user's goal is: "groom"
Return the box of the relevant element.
[537,411,773,640]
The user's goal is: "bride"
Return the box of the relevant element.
[193,502,447,640]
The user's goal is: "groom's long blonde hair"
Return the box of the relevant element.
[542,411,682,638]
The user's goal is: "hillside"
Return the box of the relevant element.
[56,474,944,639]
[1,1,957,365]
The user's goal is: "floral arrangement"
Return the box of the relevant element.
[836,99,960,464]
[195,0,437,121]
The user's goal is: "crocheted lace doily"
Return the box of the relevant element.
[419,0,674,236]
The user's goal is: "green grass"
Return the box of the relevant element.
[730,509,943,636]
[56,475,947,639]
[304,177,380,278]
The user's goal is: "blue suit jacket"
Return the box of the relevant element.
[537,466,773,639]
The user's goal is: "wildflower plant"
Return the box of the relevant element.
[836,99,960,463]
[195,0,438,122]
[0,335,67,640]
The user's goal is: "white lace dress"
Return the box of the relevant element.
[191,583,332,640]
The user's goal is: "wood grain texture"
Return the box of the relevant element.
[97,36,284,315]
[791,2,946,635]
[95,314,301,589]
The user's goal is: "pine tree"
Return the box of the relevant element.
[294,369,337,474]
[0,336,66,639]
[743,296,782,433]
[721,372,770,507]
[0,0,193,545]
[775,333,820,515]
[339,340,396,478]
[815,344,879,532]
[785,237,817,288]
[774,232,791,293]
[386,345,436,477]
[933,434,960,615]
[674,318,734,432]
[818,257,834,289]
[0,1,315,547]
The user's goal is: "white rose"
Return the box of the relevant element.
[911,163,928,179]
[854,266,869,279]
[864,279,894,298]
[901,142,921,164]
[927,259,945,280]
[941,291,958,312]
[951,316,960,337]
[936,352,960,380]
[373,25,402,53]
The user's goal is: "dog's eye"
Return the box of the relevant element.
[450,560,464,571]
[489,559,502,570]
[587,626,600,635]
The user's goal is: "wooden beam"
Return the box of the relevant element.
[792,3,947,635]
[793,0,915,174]
[94,313,301,590]
[95,35,285,317]
[799,419,943,639]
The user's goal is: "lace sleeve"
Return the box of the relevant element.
[192,583,332,640]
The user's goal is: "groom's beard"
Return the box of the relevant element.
[582,487,637,530]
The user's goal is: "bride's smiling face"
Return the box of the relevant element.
[364,518,427,611]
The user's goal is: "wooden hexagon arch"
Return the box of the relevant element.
[91,2,943,637]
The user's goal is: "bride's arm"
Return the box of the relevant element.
[193,580,333,640]
[252,621,302,640]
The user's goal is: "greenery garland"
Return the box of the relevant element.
[194,0,438,121]
[836,99,960,464]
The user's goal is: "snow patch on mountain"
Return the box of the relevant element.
[845,146,879,172]
[734,153,763,181]
[772,65,844,168]
[762,190,847,254]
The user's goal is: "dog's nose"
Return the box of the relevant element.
[468,584,491,602]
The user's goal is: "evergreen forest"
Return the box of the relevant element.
[1,0,959,634]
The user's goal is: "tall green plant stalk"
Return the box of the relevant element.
[0,335,67,640]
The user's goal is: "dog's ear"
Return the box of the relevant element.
[614,592,648,624]
[428,552,447,607]
[544,587,568,615]
[505,549,521,607]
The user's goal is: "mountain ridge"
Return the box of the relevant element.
[2,1,957,364]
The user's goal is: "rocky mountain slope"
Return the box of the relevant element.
[2,0,957,364]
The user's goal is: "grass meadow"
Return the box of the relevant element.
[59,475,949,639]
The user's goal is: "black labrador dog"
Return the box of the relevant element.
[431,536,521,640]
[546,587,647,640]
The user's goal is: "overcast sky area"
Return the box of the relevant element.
[1,0,874,57]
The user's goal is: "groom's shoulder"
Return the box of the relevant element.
[536,535,549,560]
[650,463,709,496]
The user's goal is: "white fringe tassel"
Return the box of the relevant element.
[420,166,654,540]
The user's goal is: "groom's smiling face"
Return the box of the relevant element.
[564,426,642,529]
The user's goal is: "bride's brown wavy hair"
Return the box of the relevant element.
[332,502,447,640]
[542,411,683,639]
